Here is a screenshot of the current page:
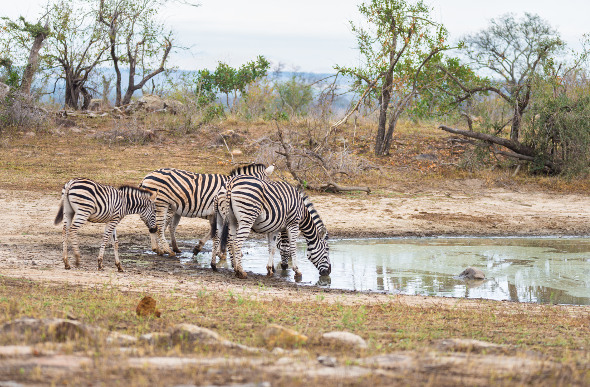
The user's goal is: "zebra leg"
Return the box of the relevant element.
[286,225,302,278]
[231,223,249,279]
[169,213,182,254]
[68,210,90,268]
[62,214,72,270]
[155,204,174,256]
[193,224,212,255]
[98,220,119,270]
[111,229,123,272]
[279,230,290,270]
[266,232,279,276]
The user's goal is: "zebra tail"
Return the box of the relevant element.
[54,200,64,226]
[219,220,229,251]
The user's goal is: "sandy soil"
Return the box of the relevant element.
[0,183,589,311]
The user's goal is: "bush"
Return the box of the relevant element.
[0,89,47,131]
[525,94,590,175]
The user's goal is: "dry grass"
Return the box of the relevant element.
[0,276,588,386]
[3,114,590,194]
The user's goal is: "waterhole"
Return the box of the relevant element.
[150,237,590,306]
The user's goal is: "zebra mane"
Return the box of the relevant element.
[300,192,328,239]
[228,163,267,177]
[119,185,152,196]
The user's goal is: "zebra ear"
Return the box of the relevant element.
[265,164,275,175]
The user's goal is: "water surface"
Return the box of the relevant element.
[183,237,590,306]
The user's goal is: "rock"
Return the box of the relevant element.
[136,296,161,317]
[88,99,104,111]
[458,267,485,280]
[231,149,243,156]
[261,324,308,348]
[321,331,367,349]
[437,338,505,354]
[414,153,438,162]
[106,331,137,346]
[1,317,94,343]
[138,94,166,112]
[317,355,337,367]
[163,99,184,114]
[139,332,172,347]
[171,324,221,346]
[0,82,9,98]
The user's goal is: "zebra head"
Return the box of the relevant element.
[122,185,158,234]
[300,192,331,276]
[307,232,331,276]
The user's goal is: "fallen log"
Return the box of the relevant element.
[439,125,560,174]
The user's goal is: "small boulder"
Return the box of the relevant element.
[139,332,172,347]
[321,331,367,349]
[138,94,165,112]
[458,267,485,280]
[171,323,221,346]
[261,324,308,348]
[136,296,161,318]
[106,332,138,346]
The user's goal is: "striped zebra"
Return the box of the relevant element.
[211,189,328,271]
[139,164,274,257]
[215,175,330,279]
[54,178,158,272]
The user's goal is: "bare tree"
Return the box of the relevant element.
[44,0,109,109]
[441,13,564,142]
[98,0,175,106]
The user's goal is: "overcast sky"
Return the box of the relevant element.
[4,0,590,73]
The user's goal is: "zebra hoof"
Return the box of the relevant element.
[168,251,176,258]
[266,267,274,276]
[236,271,248,279]
[64,264,71,270]
[281,263,288,270]
[173,247,182,254]
[116,265,124,273]
[211,263,217,271]
[192,247,201,255]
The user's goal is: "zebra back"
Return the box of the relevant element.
[229,163,274,178]
[140,164,273,219]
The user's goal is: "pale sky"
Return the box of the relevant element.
[3,0,590,73]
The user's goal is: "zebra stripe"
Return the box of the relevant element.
[139,163,273,257]
[54,178,157,272]
[216,175,330,279]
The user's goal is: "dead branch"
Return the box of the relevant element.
[439,124,561,173]
[274,122,371,194]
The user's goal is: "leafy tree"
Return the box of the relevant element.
[276,74,313,116]
[336,0,450,156]
[194,56,270,112]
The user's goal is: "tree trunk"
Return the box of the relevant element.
[20,22,49,96]
[64,72,80,109]
[375,83,393,156]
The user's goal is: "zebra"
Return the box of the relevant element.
[211,189,328,272]
[215,175,331,279]
[139,163,274,257]
[54,178,158,272]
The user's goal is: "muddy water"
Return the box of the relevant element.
[180,237,590,306]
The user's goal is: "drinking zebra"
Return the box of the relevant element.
[139,163,274,257]
[215,175,331,279]
[211,189,328,271]
[54,178,158,272]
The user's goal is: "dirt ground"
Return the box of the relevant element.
[1,182,589,301]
